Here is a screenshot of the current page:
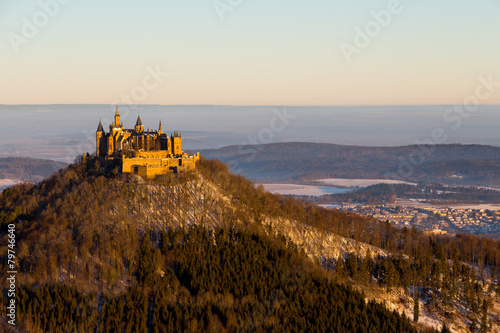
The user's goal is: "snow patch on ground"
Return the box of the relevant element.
[0,179,21,187]
[317,178,417,187]
[447,203,500,210]
[261,183,341,196]
[265,216,388,263]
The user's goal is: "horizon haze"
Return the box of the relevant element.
[0,104,499,163]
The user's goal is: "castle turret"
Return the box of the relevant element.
[96,119,105,157]
[171,130,183,155]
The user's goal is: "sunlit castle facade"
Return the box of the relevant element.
[95,106,199,178]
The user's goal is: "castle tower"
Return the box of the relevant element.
[114,106,121,127]
[96,119,105,157]
[171,130,183,155]
[146,128,150,151]
[158,120,163,135]
[135,114,144,133]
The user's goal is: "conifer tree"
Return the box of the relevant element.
[359,255,370,285]
[336,257,345,281]
[413,290,419,323]
[136,233,159,286]
[480,298,489,333]
[347,254,358,280]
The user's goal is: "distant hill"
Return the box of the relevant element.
[300,183,500,206]
[200,143,500,186]
[0,157,68,184]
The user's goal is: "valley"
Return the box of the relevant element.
[200,142,500,186]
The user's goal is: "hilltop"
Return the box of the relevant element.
[200,143,500,186]
[0,158,499,332]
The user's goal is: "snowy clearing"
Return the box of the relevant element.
[317,178,417,188]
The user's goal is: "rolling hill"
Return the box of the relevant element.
[0,158,68,191]
[199,143,500,186]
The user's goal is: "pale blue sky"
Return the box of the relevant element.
[1,0,499,105]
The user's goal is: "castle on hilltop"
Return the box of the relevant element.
[94,107,199,178]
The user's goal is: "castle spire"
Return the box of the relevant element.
[96,118,104,158]
[158,120,162,133]
[135,113,144,133]
[114,106,121,127]
[135,114,143,126]
[97,118,104,132]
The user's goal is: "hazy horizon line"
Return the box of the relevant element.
[2,103,500,107]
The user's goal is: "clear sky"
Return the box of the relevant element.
[1,0,499,105]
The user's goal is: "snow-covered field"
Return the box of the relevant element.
[0,179,21,187]
[447,203,500,210]
[261,179,415,196]
[261,184,350,196]
[317,178,416,187]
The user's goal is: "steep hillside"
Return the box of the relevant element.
[200,143,500,186]
[0,158,499,332]
[0,158,384,288]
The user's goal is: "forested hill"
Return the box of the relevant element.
[199,143,500,186]
[0,158,499,332]
[0,157,68,183]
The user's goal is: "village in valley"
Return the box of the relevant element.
[336,203,500,237]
